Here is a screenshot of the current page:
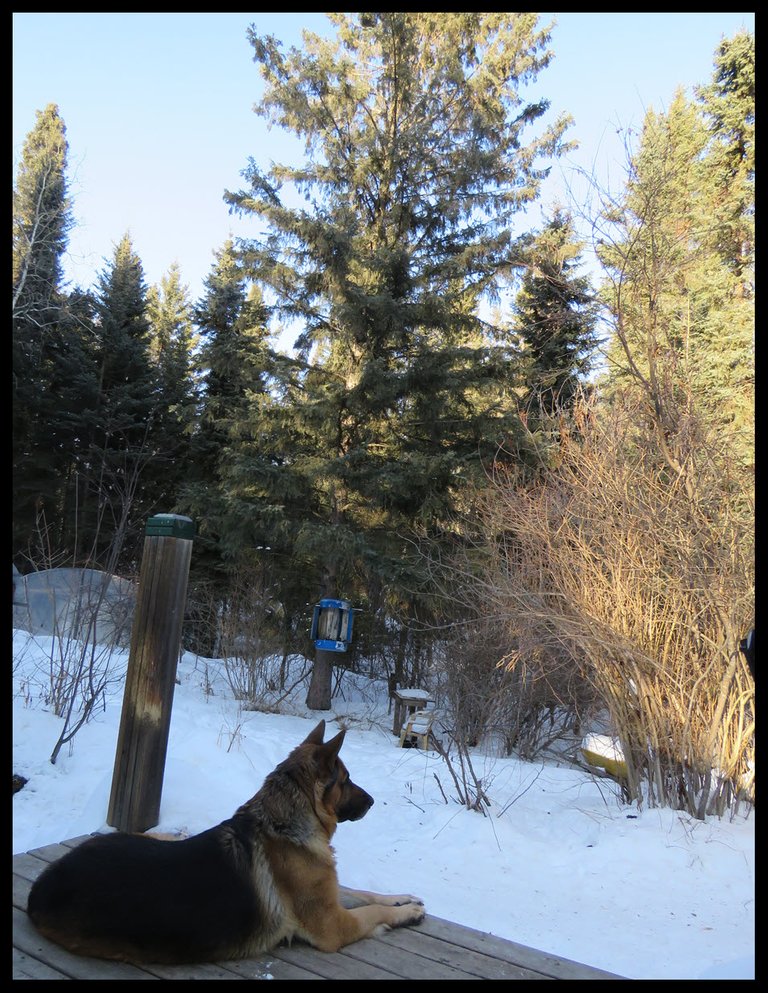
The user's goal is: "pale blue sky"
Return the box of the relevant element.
[13,12,755,310]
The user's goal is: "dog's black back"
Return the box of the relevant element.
[27,822,281,963]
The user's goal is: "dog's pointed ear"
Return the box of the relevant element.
[319,728,346,763]
[303,720,326,745]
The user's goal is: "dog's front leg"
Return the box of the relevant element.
[309,901,425,953]
[339,885,423,909]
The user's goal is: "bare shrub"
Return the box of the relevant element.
[418,512,603,777]
[47,618,127,765]
[461,390,753,817]
[430,731,492,814]
[213,570,302,711]
[435,617,597,761]
[13,510,133,764]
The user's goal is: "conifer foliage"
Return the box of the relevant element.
[224,12,572,706]
[597,33,754,467]
[72,234,158,569]
[12,103,72,331]
[179,240,273,577]
[514,210,599,420]
[145,263,197,517]
[13,104,78,554]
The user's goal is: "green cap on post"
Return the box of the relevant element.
[145,514,195,539]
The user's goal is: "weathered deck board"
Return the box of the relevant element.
[13,839,625,980]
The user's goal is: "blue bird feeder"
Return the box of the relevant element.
[311,598,354,653]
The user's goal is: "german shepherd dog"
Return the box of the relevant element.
[27,721,425,964]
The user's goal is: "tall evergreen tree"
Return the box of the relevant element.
[78,234,159,570]
[147,263,196,413]
[598,72,753,467]
[12,103,71,330]
[689,30,755,462]
[145,263,197,512]
[46,288,102,559]
[695,29,754,294]
[12,104,77,559]
[226,12,571,706]
[178,241,273,583]
[514,210,599,420]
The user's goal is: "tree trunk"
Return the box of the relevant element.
[306,646,335,710]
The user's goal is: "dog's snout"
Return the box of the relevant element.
[338,781,374,822]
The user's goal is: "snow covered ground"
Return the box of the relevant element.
[12,630,755,979]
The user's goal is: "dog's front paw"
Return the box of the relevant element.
[395,901,426,927]
[387,893,423,907]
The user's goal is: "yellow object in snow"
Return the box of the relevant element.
[580,733,628,779]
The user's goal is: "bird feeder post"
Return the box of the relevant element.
[305,598,356,711]
[107,514,194,834]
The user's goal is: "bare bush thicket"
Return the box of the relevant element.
[210,571,306,711]
[436,616,599,761]
[447,390,753,817]
[14,509,134,764]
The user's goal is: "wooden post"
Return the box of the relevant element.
[305,646,336,711]
[107,514,194,833]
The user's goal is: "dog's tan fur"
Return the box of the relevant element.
[27,721,424,963]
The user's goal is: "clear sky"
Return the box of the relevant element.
[12,12,755,310]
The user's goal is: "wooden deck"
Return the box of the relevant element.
[13,837,625,980]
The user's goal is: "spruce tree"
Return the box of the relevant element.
[226,13,570,707]
[145,263,197,512]
[598,72,753,468]
[12,103,71,331]
[179,241,273,585]
[695,30,754,293]
[48,288,102,559]
[79,234,159,570]
[12,104,76,559]
[514,210,599,421]
[691,30,754,462]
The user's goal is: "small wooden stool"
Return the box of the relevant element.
[392,688,432,737]
[398,709,435,749]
